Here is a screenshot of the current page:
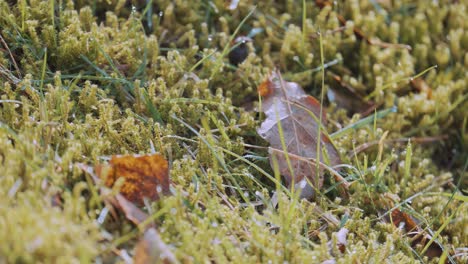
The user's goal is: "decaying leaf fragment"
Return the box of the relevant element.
[326,227,349,257]
[410,78,433,99]
[106,194,176,263]
[96,154,170,205]
[327,73,376,115]
[134,227,177,264]
[78,157,178,264]
[257,70,344,199]
[335,227,348,253]
[89,155,176,263]
[389,208,444,259]
[111,193,152,227]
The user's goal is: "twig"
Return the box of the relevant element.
[0,33,22,78]
[349,135,448,157]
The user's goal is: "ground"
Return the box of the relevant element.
[0,0,466,263]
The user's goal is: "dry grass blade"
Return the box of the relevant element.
[0,33,22,78]
[349,135,448,157]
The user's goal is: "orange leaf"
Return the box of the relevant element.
[96,154,170,205]
[257,70,344,199]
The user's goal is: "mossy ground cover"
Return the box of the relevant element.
[0,0,466,263]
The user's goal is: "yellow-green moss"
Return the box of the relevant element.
[0,0,466,263]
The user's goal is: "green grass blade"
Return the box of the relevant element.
[331,106,397,139]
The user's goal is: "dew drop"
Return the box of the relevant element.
[299,179,307,189]
[97,207,109,224]
[211,237,221,245]
[255,191,263,199]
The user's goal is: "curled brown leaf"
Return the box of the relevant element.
[258,70,346,199]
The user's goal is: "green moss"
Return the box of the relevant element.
[0,0,466,263]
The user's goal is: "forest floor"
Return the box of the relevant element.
[0,0,466,263]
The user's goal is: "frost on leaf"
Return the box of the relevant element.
[257,70,343,199]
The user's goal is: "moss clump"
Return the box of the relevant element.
[0,0,466,263]
[0,193,100,263]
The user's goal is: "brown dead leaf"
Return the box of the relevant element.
[78,162,155,226]
[80,159,176,263]
[133,227,177,264]
[323,227,348,264]
[335,227,348,253]
[410,78,433,99]
[315,0,332,8]
[389,208,444,259]
[113,193,151,226]
[96,186,153,228]
[327,73,376,115]
[258,70,346,199]
[96,154,170,205]
[390,208,419,233]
